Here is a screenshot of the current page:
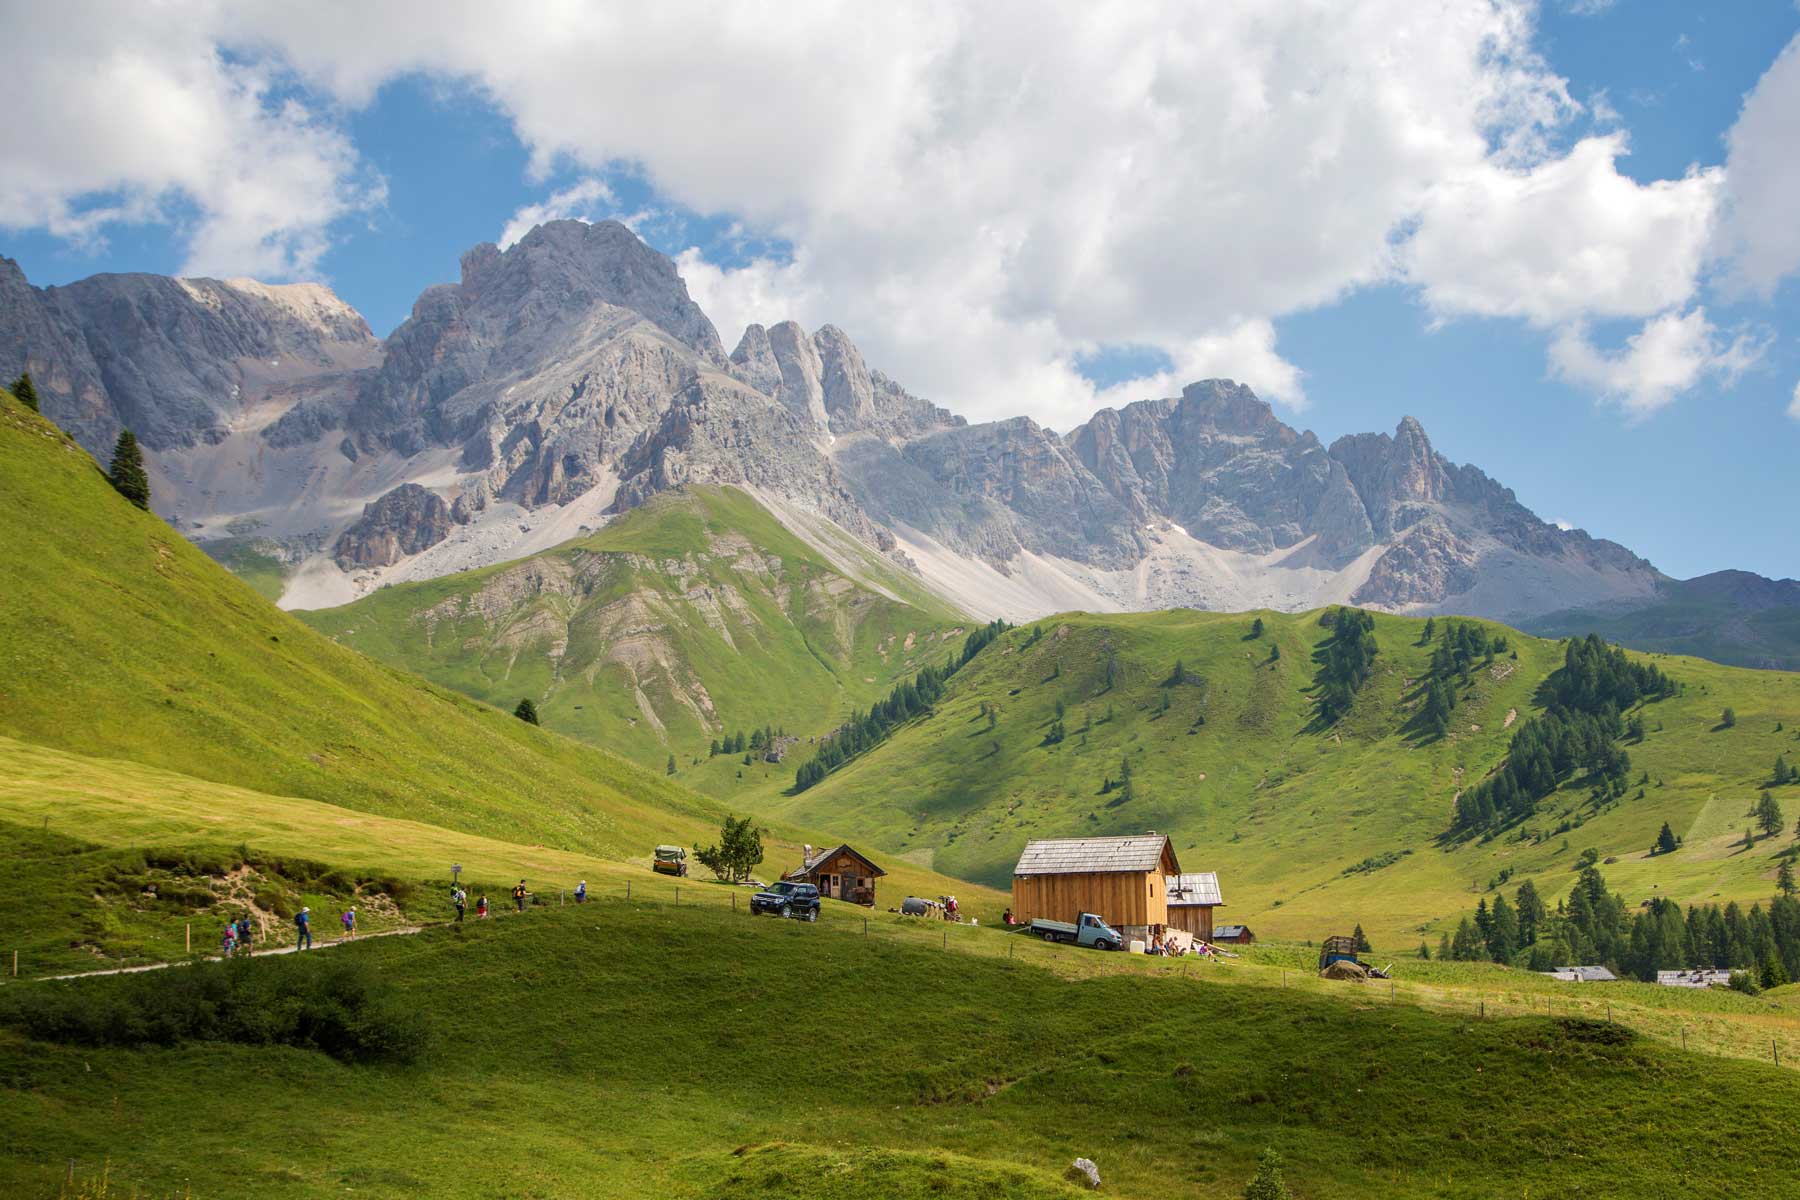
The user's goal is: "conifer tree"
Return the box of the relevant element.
[1352,924,1371,953]
[1421,615,1435,643]
[1437,931,1452,961]
[10,372,39,413]
[1776,755,1793,786]
[1758,790,1784,838]
[513,698,539,725]
[108,429,150,509]
[1242,1149,1291,1200]
[1778,860,1796,899]
[1418,940,1431,960]
[1722,707,1737,728]
[1654,822,1678,855]
[1249,617,1263,639]
[666,754,677,775]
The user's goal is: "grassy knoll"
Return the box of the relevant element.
[766,609,1800,946]
[0,734,1006,975]
[6,893,1800,1199]
[0,396,718,855]
[300,486,964,772]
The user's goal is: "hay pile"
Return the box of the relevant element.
[1320,959,1369,982]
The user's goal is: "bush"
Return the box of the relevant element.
[1,953,428,1063]
[1728,970,1762,996]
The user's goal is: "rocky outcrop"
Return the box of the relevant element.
[333,484,454,569]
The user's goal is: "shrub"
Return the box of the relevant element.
[1,953,428,1063]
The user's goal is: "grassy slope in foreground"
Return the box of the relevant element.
[0,733,1006,975]
[769,608,1800,946]
[299,486,965,773]
[6,896,1799,1200]
[0,395,719,857]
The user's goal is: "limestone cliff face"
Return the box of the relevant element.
[0,257,377,456]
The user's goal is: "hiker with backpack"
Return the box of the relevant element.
[512,879,529,913]
[476,894,489,919]
[452,886,467,923]
[295,907,312,951]
[575,880,587,904]
[341,907,357,939]
[236,916,253,953]
[221,920,237,958]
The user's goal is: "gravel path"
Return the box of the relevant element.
[38,925,423,982]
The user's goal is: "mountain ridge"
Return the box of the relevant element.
[2,220,1789,660]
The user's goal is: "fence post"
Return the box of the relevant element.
[1606,1001,1611,1024]
[733,894,738,914]
[10,950,15,978]
[862,917,867,937]
[1775,1040,1781,1067]
[675,887,680,907]
[626,881,631,901]
[1282,970,1286,988]
[1681,1026,1687,1052]
[943,929,948,951]
[1480,999,1485,1019]
[186,923,191,955]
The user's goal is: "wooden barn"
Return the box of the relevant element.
[1011,835,1182,937]
[1213,924,1255,945]
[784,844,885,906]
[1164,872,1223,941]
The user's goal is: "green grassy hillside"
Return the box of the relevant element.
[762,609,1800,947]
[300,486,964,772]
[6,894,1799,1199]
[0,395,715,855]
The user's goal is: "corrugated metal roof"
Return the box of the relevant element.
[1215,925,1251,939]
[1166,872,1222,906]
[1013,836,1173,876]
[1543,965,1618,982]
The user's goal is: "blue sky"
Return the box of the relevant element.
[3,2,1797,580]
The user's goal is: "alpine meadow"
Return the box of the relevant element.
[5,6,1800,1198]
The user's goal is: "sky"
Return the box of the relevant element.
[2,0,1797,581]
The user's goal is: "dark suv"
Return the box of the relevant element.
[751,880,820,921]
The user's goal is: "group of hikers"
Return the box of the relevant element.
[212,874,593,957]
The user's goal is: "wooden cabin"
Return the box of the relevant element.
[1213,924,1254,945]
[1164,872,1223,941]
[784,844,885,906]
[1011,835,1182,937]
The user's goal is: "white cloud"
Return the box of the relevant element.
[1551,518,1576,531]
[0,2,381,280]
[1789,380,1800,422]
[2,2,1770,420]
[1548,308,1761,417]
[1718,33,1800,296]
[498,179,616,249]
[1402,135,1720,326]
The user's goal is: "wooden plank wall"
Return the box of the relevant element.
[1011,871,1168,926]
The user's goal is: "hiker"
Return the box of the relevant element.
[236,916,254,953]
[221,921,237,957]
[575,880,587,904]
[295,906,312,951]
[341,907,357,939]
[476,894,489,919]
[452,886,467,923]
[513,879,529,913]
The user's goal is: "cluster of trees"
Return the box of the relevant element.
[1417,621,1511,738]
[693,814,765,883]
[793,619,1009,790]
[10,372,40,413]
[1099,755,1135,803]
[1440,864,1800,985]
[513,698,540,725]
[1449,635,1676,835]
[1314,608,1378,724]
[710,726,785,757]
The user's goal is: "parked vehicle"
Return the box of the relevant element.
[1027,912,1122,950]
[751,880,820,921]
[652,845,688,877]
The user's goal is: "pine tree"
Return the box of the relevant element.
[1437,931,1452,961]
[1776,755,1793,786]
[1421,616,1436,643]
[1487,894,1519,962]
[1778,860,1796,899]
[1758,790,1784,838]
[1722,707,1737,728]
[9,372,39,413]
[1418,940,1431,960]
[1352,924,1371,953]
[1269,644,1280,662]
[1117,755,1135,803]
[666,754,677,775]
[1249,617,1264,639]
[513,698,539,725]
[1654,822,1678,855]
[1242,1149,1292,1200]
[108,429,150,509]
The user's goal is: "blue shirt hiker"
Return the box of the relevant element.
[575,880,587,904]
[295,906,312,950]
